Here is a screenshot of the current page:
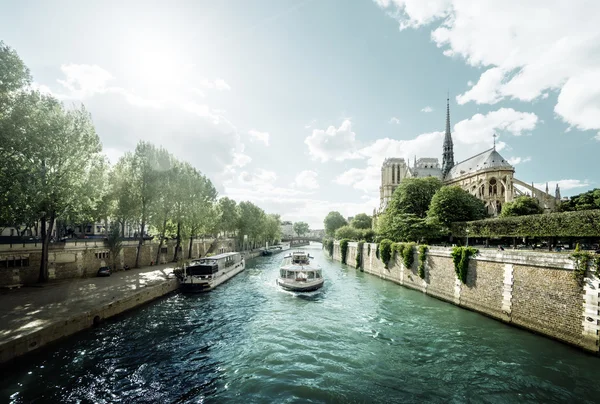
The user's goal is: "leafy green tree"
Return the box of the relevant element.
[559,188,600,212]
[217,197,239,237]
[293,221,310,237]
[334,225,362,240]
[264,214,282,245]
[122,142,170,267]
[427,186,487,231]
[351,213,372,229]
[324,211,347,237]
[500,196,544,217]
[106,225,123,270]
[183,167,218,258]
[0,90,104,281]
[237,201,266,249]
[150,154,176,263]
[377,177,442,242]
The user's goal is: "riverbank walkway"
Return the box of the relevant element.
[0,263,177,364]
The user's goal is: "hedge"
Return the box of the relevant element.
[451,209,600,238]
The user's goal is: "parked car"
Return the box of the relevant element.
[97,266,111,277]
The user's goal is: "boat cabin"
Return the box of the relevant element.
[279,268,322,281]
[185,252,241,278]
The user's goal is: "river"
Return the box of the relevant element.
[2,243,600,403]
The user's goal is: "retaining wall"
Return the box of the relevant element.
[330,242,599,354]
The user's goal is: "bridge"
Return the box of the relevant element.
[281,237,323,245]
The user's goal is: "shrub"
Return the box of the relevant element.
[340,238,350,264]
[379,239,393,268]
[418,245,428,279]
[356,241,365,270]
[323,239,334,257]
[402,242,416,269]
[451,246,478,284]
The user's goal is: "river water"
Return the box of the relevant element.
[2,243,600,403]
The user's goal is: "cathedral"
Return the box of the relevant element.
[377,99,561,217]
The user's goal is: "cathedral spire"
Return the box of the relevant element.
[442,96,455,177]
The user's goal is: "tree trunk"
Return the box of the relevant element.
[188,235,194,259]
[121,221,125,238]
[135,220,145,268]
[173,221,181,262]
[155,218,167,264]
[39,212,55,283]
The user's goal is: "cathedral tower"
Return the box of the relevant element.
[442,97,454,177]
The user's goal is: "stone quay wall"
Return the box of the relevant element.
[0,238,237,286]
[330,242,599,354]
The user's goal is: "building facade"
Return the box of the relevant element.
[378,98,560,216]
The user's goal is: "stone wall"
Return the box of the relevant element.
[0,238,238,286]
[331,241,599,354]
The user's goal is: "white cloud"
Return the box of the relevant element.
[389,117,401,124]
[421,106,433,113]
[507,156,531,165]
[374,0,600,134]
[334,107,539,193]
[304,119,361,162]
[534,179,591,191]
[57,64,113,98]
[232,152,252,168]
[293,170,319,190]
[199,78,231,91]
[248,129,270,146]
[239,168,276,187]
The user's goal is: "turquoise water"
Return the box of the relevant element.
[2,243,599,403]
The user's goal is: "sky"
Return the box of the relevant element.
[2,0,599,229]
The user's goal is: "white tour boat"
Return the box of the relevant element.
[277,251,324,292]
[176,252,245,293]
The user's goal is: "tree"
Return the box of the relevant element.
[376,177,443,242]
[122,142,170,267]
[264,214,282,245]
[324,211,347,237]
[334,225,362,240]
[293,221,310,237]
[559,188,600,212]
[183,166,218,258]
[217,197,239,237]
[500,196,544,217]
[0,90,104,282]
[106,225,123,270]
[427,186,488,231]
[351,213,372,229]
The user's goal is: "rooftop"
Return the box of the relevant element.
[445,148,513,181]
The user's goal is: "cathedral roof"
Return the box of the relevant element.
[445,148,513,181]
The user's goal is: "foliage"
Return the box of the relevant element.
[375,243,380,259]
[367,243,371,256]
[324,211,348,237]
[217,197,239,236]
[402,242,416,269]
[335,225,376,242]
[0,69,104,281]
[356,241,365,270]
[293,221,310,237]
[559,188,600,212]
[452,209,600,238]
[378,213,438,243]
[377,177,442,242]
[451,246,478,284]
[323,239,334,257]
[418,245,428,279]
[500,196,543,217]
[427,186,488,231]
[340,239,350,265]
[106,225,123,270]
[379,239,393,269]
[351,213,372,229]
[570,244,599,285]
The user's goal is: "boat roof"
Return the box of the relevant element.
[205,252,241,260]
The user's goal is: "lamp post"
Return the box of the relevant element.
[466,229,470,247]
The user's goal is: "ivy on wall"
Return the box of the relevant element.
[367,243,371,257]
[379,239,393,268]
[356,241,364,270]
[340,239,350,265]
[323,239,334,257]
[570,244,600,285]
[451,246,478,284]
[452,209,600,238]
[418,245,428,279]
